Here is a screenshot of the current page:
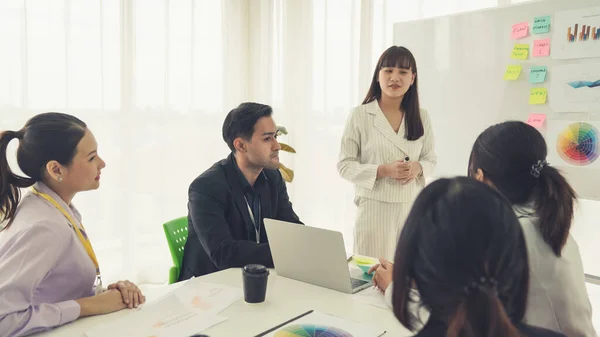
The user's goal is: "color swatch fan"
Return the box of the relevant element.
[262,311,384,337]
[275,324,352,337]
[556,122,600,166]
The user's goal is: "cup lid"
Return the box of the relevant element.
[243,264,267,274]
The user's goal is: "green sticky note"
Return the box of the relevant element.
[529,88,547,105]
[511,44,529,60]
[532,16,551,34]
[529,66,547,83]
[504,65,522,80]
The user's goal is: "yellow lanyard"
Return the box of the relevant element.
[31,188,100,275]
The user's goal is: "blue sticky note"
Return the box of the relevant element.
[532,16,551,34]
[529,66,547,84]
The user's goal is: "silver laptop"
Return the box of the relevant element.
[264,218,372,294]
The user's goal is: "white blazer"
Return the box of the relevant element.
[337,100,437,203]
[517,207,596,337]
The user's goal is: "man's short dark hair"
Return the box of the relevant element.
[222,102,273,152]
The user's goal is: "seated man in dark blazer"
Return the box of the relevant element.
[179,102,302,279]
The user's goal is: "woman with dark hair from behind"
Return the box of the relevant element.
[392,177,564,337]
[0,113,144,337]
[469,121,594,336]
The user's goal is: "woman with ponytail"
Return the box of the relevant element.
[392,177,563,337]
[0,113,144,337]
[468,121,594,336]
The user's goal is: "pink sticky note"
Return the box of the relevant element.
[511,22,529,39]
[533,38,550,57]
[526,114,546,128]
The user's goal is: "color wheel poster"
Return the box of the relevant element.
[547,120,600,169]
[552,6,600,60]
[550,63,600,113]
[264,311,385,337]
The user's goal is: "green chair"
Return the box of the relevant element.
[162,216,188,284]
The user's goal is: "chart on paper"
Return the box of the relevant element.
[550,63,600,113]
[552,6,600,59]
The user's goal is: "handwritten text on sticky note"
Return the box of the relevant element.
[529,66,547,84]
[532,16,551,34]
[511,44,530,60]
[529,88,547,105]
[526,114,546,128]
[533,39,550,57]
[504,65,522,80]
[512,22,529,39]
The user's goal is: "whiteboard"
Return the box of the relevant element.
[393,0,600,200]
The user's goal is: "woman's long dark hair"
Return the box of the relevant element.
[0,113,86,229]
[468,121,576,256]
[363,46,423,140]
[393,177,529,337]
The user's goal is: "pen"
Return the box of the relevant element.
[254,310,314,337]
[404,156,410,162]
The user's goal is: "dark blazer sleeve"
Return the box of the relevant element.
[188,182,274,270]
[274,171,302,224]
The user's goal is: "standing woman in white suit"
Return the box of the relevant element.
[338,46,436,260]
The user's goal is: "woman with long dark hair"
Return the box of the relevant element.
[468,121,594,336]
[338,46,436,260]
[392,177,563,337]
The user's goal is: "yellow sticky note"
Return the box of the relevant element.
[511,44,529,60]
[503,65,522,80]
[353,256,377,265]
[529,88,547,104]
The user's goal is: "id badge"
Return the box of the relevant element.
[93,275,103,295]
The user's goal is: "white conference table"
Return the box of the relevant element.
[33,268,413,337]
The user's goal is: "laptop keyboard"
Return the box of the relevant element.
[350,278,369,289]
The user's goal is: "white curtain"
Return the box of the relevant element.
[0,0,532,284]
